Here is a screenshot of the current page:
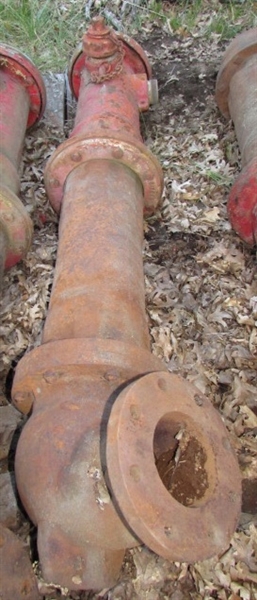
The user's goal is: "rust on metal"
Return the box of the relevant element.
[0,44,46,271]
[216,28,257,245]
[12,18,241,591]
[107,371,241,562]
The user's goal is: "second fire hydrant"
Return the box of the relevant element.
[0,44,45,274]
[12,19,241,591]
[216,28,257,245]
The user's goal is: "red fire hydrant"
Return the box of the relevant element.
[0,44,46,273]
[216,28,257,245]
[12,18,241,591]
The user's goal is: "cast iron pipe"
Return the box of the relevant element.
[12,18,241,591]
[0,44,46,271]
[216,28,257,245]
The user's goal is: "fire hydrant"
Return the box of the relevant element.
[12,18,241,591]
[216,28,257,245]
[0,44,46,273]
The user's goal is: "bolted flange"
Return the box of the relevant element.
[107,371,241,563]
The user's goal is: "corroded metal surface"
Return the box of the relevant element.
[0,44,45,270]
[216,28,257,245]
[13,17,241,591]
[0,524,40,600]
[107,371,241,562]
[45,18,162,215]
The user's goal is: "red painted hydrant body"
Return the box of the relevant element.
[0,45,46,272]
[216,28,257,245]
[12,19,241,592]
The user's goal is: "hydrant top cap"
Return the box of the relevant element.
[82,16,121,59]
[69,34,152,100]
[89,16,110,35]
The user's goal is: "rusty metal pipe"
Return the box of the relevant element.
[12,18,241,592]
[43,160,149,347]
[216,28,257,245]
[0,44,46,270]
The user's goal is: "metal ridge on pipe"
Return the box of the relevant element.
[12,17,241,591]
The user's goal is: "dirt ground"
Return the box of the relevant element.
[0,10,257,600]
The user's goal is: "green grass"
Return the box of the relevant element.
[206,170,233,186]
[166,0,257,39]
[0,0,256,71]
[0,0,87,71]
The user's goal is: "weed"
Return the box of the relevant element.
[206,170,233,185]
[165,0,256,39]
[0,0,86,70]
[0,0,256,71]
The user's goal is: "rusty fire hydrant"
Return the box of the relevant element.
[0,44,46,274]
[216,28,257,245]
[12,18,241,591]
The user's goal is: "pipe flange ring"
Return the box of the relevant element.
[106,371,241,562]
[45,133,163,215]
[0,43,46,127]
[216,27,257,118]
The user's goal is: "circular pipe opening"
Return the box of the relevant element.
[153,413,213,507]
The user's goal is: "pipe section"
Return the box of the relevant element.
[12,18,241,591]
[216,28,257,245]
[0,44,46,271]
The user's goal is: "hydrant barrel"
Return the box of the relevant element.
[0,44,46,271]
[216,28,257,245]
[228,54,257,168]
[71,75,142,140]
[43,159,149,348]
[0,75,30,191]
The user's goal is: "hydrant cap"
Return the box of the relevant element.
[82,16,120,59]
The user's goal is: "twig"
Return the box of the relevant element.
[85,0,94,20]
[103,9,124,31]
